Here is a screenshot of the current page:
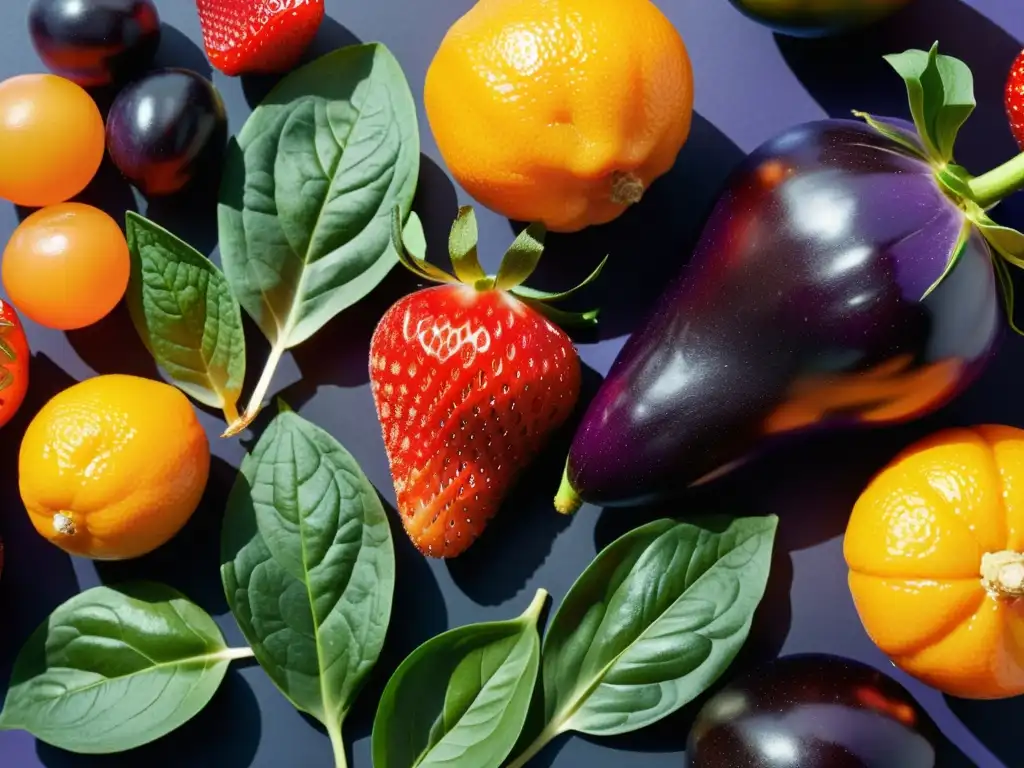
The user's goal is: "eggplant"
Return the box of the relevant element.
[555,45,1024,512]
[687,653,941,767]
[727,0,914,37]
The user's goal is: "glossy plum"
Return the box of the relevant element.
[560,119,1000,509]
[687,654,940,767]
[28,0,160,87]
[105,68,227,196]
[727,0,913,37]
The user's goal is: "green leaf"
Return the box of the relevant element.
[221,409,395,762]
[0,583,243,754]
[852,111,928,159]
[518,297,599,329]
[992,254,1024,336]
[125,213,246,414]
[371,590,546,768]
[532,516,777,742]
[218,42,420,351]
[971,209,1024,268]
[883,43,976,164]
[510,255,610,304]
[448,206,487,284]
[403,211,428,262]
[494,223,546,291]
[921,218,973,299]
[391,206,458,285]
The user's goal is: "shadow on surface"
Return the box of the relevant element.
[345,496,448,746]
[944,694,1024,768]
[35,669,261,768]
[13,155,139,225]
[446,363,604,606]
[65,302,159,381]
[152,23,213,81]
[94,455,238,617]
[241,16,362,108]
[142,157,225,258]
[0,355,82,681]
[512,113,745,342]
[288,154,459,396]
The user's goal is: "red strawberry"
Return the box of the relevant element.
[195,0,324,77]
[370,207,605,558]
[1006,49,1024,150]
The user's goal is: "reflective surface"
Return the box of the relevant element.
[688,654,939,768]
[728,0,915,37]
[566,119,1001,507]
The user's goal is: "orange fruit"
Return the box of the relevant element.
[424,0,694,233]
[2,203,131,330]
[19,374,210,560]
[844,425,1024,699]
[0,74,105,207]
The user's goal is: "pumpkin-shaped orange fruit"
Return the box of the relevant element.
[845,425,1024,699]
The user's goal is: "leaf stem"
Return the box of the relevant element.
[222,399,241,427]
[506,722,563,768]
[223,341,286,437]
[220,646,256,662]
[967,152,1024,209]
[327,721,347,768]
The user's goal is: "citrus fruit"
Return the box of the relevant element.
[844,425,1024,699]
[2,202,131,330]
[0,73,105,207]
[19,374,211,560]
[424,0,694,233]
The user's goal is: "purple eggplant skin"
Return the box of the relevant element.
[560,119,1000,510]
[28,0,161,88]
[106,68,227,197]
[687,654,940,768]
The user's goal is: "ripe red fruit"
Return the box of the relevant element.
[1005,49,1024,150]
[370,208,605,558]
[0,298,29,430]
[195,0,324,77]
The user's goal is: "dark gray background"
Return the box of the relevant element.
[0,1,1022,766]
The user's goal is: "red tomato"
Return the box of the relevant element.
[0,298,29,429]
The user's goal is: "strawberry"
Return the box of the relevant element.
[370,207,605,558]
[1006,48,1024,150]
[195,0,324,77]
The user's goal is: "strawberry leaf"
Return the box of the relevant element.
[510,255,610,303]
[390,207,457,285]
[883,42,975,165]
[494,223,546,291]
[448,207,487,284]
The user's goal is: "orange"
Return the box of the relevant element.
[19,374,210,561]
[424,0,694,233]
[844,425,1024,699]
[0,74,105,207]
[3,203,131,330]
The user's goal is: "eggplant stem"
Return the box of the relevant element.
[554,463,583,515]
[966,152,1024,209]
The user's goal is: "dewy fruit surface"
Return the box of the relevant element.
[424,0,694,233]
[844,425,1024,699]
[18,374,211,560]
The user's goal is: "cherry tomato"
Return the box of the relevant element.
[2,203,130,330]
[0,74,105,207]
[0,298,30,430]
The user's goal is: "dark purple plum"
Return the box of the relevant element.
[687,654,940,768]
[555,118,1001,511]
[28,0,160,88]
[106,68,227,197]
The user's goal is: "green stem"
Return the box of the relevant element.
[222,341,286,437]
[327,721,347,768]
[553,462,583,515]
[967,152,1024,209]
[220,646,256,662]
[506,723,563,768]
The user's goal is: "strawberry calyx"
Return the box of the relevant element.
[0,313,17,393]
[390,206,607,329]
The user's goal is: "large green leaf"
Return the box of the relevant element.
[371,590,546,768]
[0,583,242,754]
[221,408,395,763]
[218,42,420,351]
[506,516,777,766]
[125,212,246,415]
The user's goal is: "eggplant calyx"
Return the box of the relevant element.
[554,462,583,515]
[389,205,608,329]
[980,551,1024,599]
